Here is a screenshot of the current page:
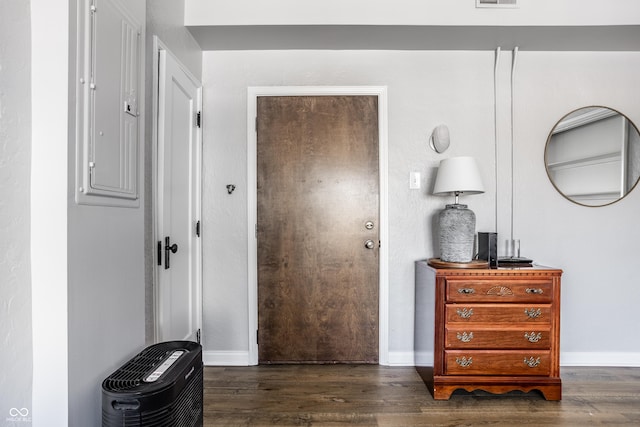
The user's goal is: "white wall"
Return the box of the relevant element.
[67,0,147,423]
[31,0,147,425]
[146,0,202,78]
[185,0,640,26]
[201,50,498,364]
[1,1,33,424]
[185,1,640,51]
[515,52,640,365]
[200,49,640,366]
[30,1,206,424]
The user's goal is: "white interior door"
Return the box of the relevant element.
[156,47,202,343]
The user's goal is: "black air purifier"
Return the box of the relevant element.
[102,341,203,427]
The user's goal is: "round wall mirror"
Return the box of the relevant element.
[544,106,640,207]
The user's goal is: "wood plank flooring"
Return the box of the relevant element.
[203,365,640,426]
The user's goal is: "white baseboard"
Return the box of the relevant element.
[203,351,252,366]
[203,350,419,366]
[202,350,640,368]
[387,351,417,366]
[560,352,640,367]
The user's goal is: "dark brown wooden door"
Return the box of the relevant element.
[257,95,379,363]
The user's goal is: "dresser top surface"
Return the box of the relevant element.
[417,260,562,277]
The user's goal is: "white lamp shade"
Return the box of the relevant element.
[433,156,485,196]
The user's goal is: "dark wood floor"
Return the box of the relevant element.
[203,365,640,426]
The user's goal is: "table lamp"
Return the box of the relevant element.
[433,156,484,263]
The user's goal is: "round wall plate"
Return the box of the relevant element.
[430,125,450,153]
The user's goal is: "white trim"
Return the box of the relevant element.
[194,87,204,345]
[152,37,203,343]
[151,36,161,342]
[247,86,389,365]
[203,351,252,366]
[31,0,69,425]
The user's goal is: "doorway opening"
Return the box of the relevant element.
[152,37,203,344]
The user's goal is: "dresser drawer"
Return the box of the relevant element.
[445,326,551,349]
[446,279,553,303]
[444,350,552,376]
[446,304,552,324]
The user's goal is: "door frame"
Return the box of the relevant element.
[151,36,203,343]
[247,86,389,365]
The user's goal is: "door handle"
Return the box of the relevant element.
[364,239,375,249]
[164,236,178,269]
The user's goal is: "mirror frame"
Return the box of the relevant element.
[544,105,640,207]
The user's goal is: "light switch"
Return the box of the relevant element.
[410,171,421,189]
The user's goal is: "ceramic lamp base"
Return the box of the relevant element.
[439,203,476,263]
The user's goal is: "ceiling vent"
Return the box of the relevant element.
[476,0,518,8]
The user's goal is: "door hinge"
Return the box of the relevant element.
[196,329,201,344]
[157,241,162,266]
[196,220,201,237]
[256,330,259,345]
[196,111,202,128]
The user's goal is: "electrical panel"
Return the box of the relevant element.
[77,0,141,207]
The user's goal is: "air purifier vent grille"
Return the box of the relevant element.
[103,344,176,392]
[102,341,203,427]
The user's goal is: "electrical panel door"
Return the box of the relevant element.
[77,0,141,207]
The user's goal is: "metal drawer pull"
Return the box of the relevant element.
[524,308,542,319]
[458,288,475,295]
[524,356,541,368]
[487,286,513,296]
[456,356,473,368]
[526,288,544,295]
[456,332,474,343]
[456,308,474,319]
[524,332,542,343]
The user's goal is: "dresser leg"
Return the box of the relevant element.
[433,384,455,400]
[539,386,562,401]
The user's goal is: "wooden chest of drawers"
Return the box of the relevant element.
[419,263,562,400]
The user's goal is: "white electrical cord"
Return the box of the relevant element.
[494,47,501,234]
[510,47,519,241]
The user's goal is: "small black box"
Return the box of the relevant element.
[478,232,498,268]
